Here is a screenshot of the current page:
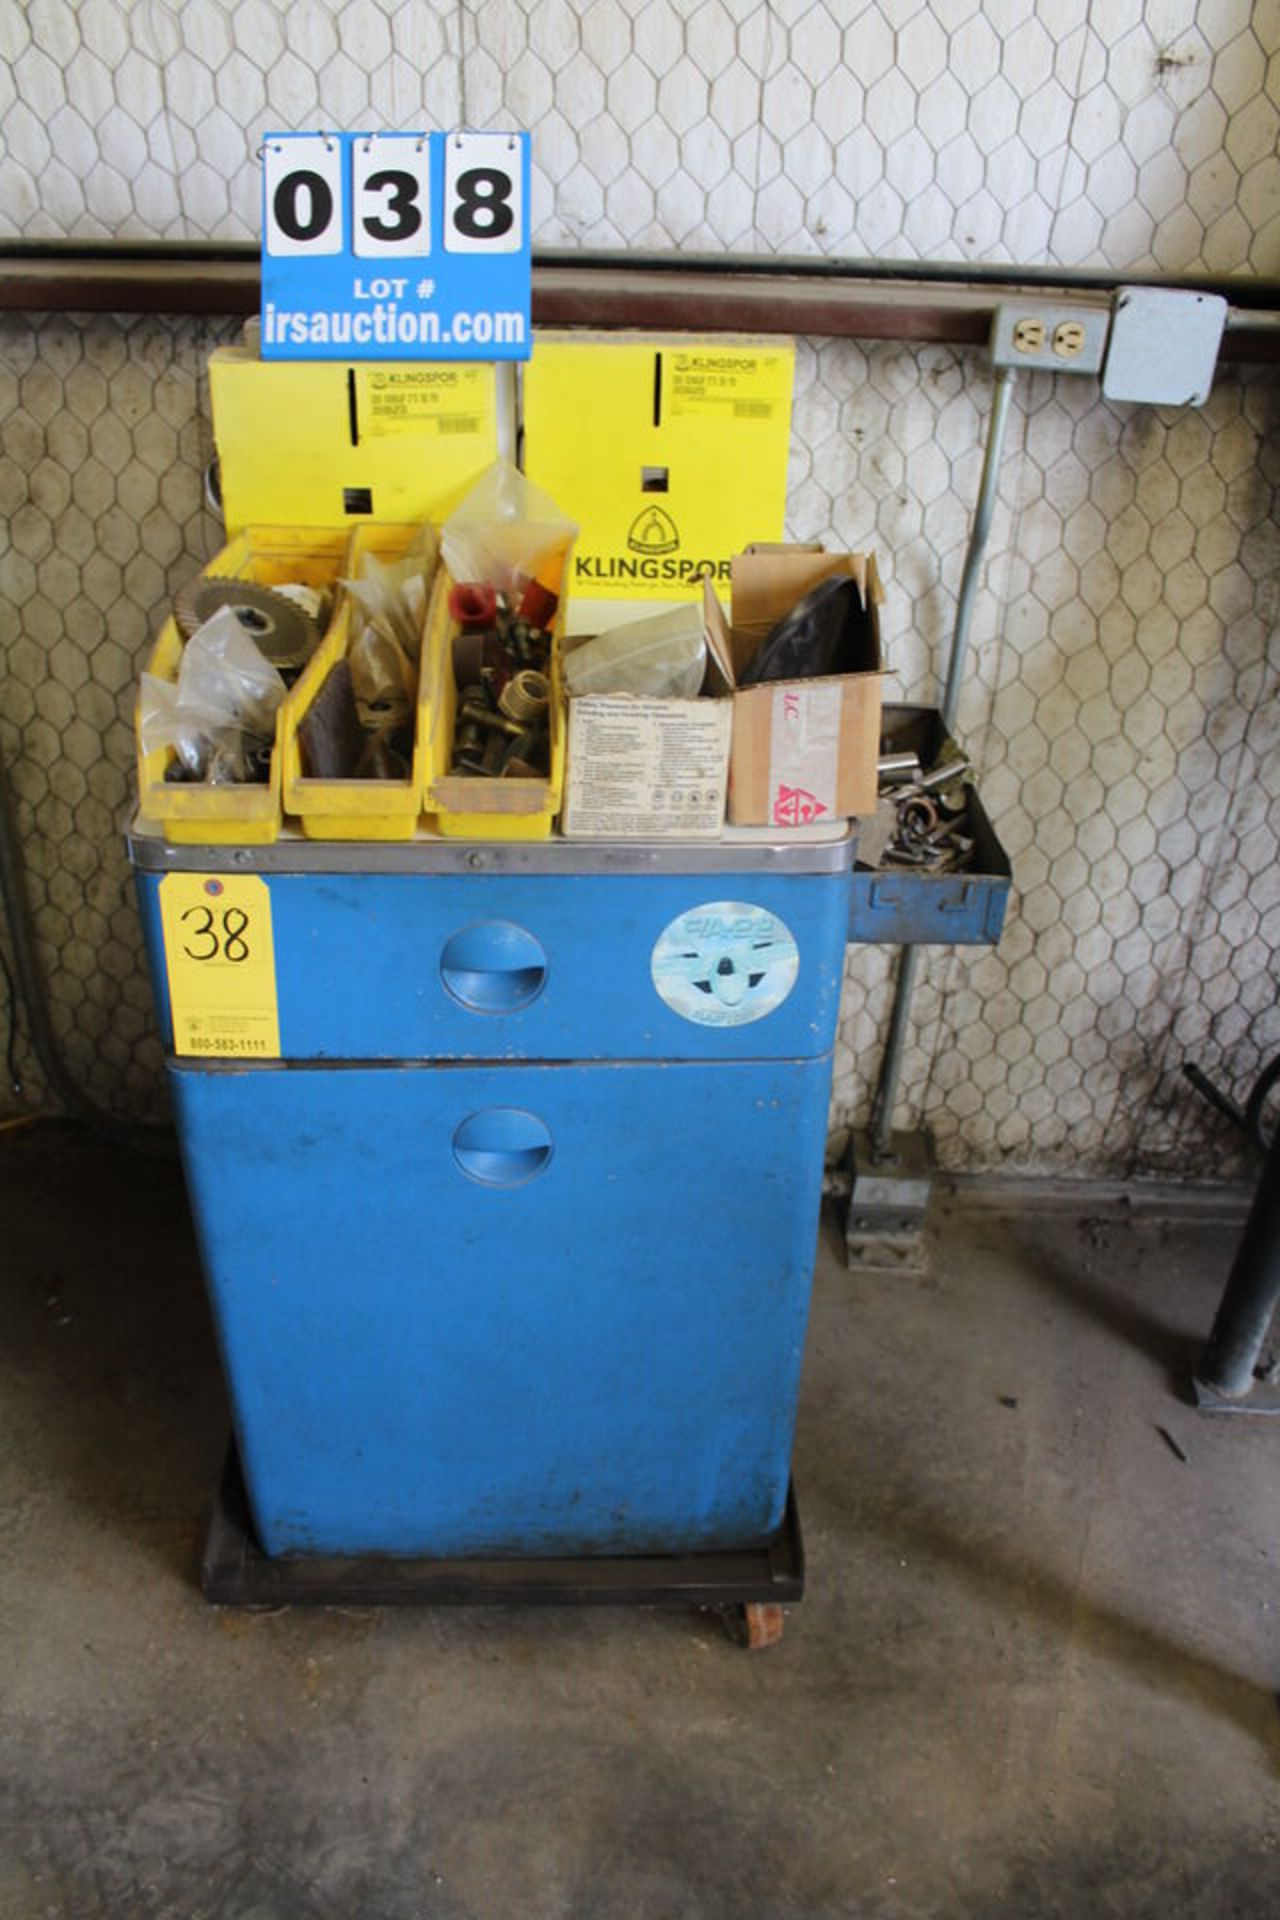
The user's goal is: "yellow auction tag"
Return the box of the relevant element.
[158,874,281,1060]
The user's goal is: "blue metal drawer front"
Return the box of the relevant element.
[137,866,851,1062]
[848,704,1011,946]
[170,1054,832,1559]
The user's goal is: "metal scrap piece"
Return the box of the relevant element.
[175,575,322,670]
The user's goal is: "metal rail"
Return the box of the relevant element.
[0,732,170,1151]
[867,364,1017,1163]
[1195,1126,1280,1400]
[941,365,1016,733]
[2,244,1279,359]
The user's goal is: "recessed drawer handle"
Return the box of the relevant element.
[440,921,547,1013]
[867,879,977,912]
[453,1109,553,1187]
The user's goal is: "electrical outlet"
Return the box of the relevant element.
[991,303,1110,375]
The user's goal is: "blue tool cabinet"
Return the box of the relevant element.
[131,830,853,1563]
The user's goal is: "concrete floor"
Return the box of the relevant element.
[2,1128,1278,1919]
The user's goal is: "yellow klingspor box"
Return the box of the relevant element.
[209,347,501,536]
[523,333,795,605]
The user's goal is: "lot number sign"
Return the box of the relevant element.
[261,131,531,361]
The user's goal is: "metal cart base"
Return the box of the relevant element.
[202,1445,803,1645]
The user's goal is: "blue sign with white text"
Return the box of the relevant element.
[260,130,531,361]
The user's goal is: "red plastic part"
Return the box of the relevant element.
[449,582,499,629]
[517,578,558,628]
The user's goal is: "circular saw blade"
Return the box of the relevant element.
[174,576,321,670]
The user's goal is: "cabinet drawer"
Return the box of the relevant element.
[138,866,851,1062]
[171,1054,832,1557]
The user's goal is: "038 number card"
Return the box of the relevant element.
[261,131,531,362]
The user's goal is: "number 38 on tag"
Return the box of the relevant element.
[159,874,281,1059]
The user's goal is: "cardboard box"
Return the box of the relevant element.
[560,604,736,839]
[209,347,502,535]
[523,333,794,614]
[707,546,885,827]
[561,545,884,838]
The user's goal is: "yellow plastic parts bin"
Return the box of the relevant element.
[279,523,437,841]
[134,528,347,845]
[423,561,568,841]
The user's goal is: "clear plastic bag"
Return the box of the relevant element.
[177,604,287,733]
[347,619,415,729]
[139,672,202,775]
[564,604,707,699]
[340,523,438,662]
[440,459,576,600]
[140,604,287,782]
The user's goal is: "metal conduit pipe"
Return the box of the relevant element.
[0,738,87,1118]
[1,244,1279,359]
[867,364,1016,1163]
[942,365,1016,730]
[0,732,172,1153]
[867,945,923,1163]
[1194,1125,1280,1399]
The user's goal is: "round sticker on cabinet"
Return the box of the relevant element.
[651,901,800,1027]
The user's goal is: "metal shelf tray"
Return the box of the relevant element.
[848,704,1011,946]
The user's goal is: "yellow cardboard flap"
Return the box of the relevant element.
[525,333,795,604]
[209,347,500,535]
[731,546,881,625]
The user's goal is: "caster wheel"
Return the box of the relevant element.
[741,1602,784,1649]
